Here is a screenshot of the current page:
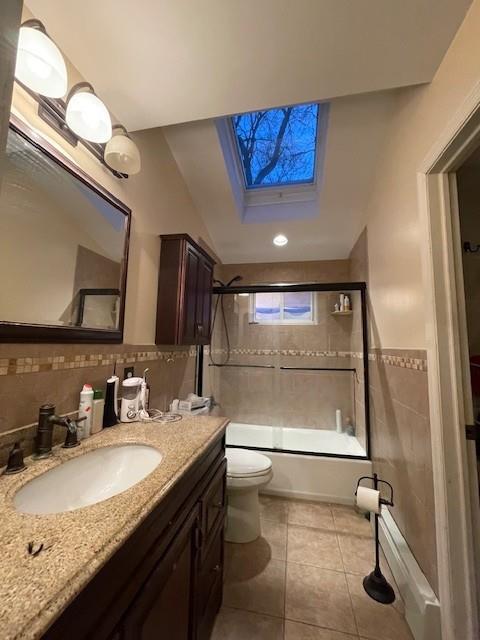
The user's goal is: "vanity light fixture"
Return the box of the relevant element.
[104,125,141,175]
[65,82,112,144]
[273,234,288,247]
[14,19,68,98]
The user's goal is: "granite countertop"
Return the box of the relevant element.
[0,415,228,640]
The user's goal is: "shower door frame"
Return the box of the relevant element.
[198,281,371,461]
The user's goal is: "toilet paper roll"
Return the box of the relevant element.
[356,486,381,514]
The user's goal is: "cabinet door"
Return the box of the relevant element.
[181,246,200,344]
[121,509,199,640]
[196,258,213,344]
[196,526,224,640]
[200,460,226,559]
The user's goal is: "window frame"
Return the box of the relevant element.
[226,102,327,208]
[249,291,317,325]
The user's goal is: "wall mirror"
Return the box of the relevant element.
[0,117,131,342]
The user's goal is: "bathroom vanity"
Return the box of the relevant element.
[0,416,228,640]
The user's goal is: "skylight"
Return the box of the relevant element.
[231,103,319,189]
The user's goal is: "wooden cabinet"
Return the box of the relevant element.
[121,506,199,640]
[155,234,215,346]
[43,434,226,640]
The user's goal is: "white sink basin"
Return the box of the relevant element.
[14,444,162,515]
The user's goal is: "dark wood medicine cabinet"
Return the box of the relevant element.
[155,234,215,346]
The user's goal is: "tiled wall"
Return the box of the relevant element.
[369,348,437,593]
[205,261,367,449]
[350,229,438,594]
[0,343,197,466]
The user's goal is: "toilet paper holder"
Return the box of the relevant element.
[355,473,394,509]
[355,473,395,605]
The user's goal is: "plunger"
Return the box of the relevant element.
[356,473,395,604]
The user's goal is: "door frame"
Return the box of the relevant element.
[417,79,480,640]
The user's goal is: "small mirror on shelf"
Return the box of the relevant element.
[0,117,131,342]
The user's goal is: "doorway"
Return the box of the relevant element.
[419,88,480,640]
[456,153,480,496]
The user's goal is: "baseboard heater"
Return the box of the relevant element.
[378,506,441,640]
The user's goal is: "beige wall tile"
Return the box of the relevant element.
[0,346,196,461]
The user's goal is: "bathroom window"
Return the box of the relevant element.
[250,292,315,324]
[231,103,320,189]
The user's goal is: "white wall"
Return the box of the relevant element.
[363,0,480,349]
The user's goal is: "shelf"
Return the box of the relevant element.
[331,310,353,316]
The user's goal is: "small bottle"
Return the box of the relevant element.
[335,409,343,433]
[345,417,355,436]
[91,389,105,435]
[103,375,119,428]
[78,384,94,439]
[143,368,150,411]
[344,296,350,311]
[339,294,345,312]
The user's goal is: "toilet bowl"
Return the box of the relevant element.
[225,448,273,543]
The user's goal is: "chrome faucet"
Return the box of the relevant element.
[34,404,84,459]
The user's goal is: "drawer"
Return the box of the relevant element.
[196,526,223,640]
[201,459,226,555]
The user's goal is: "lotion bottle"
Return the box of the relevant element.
[78,384,94,439]
[91,389,105,435]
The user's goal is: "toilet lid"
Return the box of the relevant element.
[226,449,272,478]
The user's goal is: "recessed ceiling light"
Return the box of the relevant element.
[273,234,288,247]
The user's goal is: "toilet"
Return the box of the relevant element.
[225,448,273,543]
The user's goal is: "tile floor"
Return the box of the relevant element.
[211,496,413,640]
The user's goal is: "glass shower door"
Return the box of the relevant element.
[204,286,368,459]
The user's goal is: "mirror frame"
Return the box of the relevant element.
[0,115,131,343]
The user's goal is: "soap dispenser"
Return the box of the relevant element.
[4,442,26,475]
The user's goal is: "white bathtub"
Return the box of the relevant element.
[226,422,366,456]
[226,422,372,504]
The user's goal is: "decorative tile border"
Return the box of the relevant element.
[0,346,197,377]
[374,353,427,371]
[1,345,427,376]
[206,347,428,371]
[206,347,358,358]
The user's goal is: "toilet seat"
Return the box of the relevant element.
[226,448,272,478]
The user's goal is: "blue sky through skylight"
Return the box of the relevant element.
[232,103,319,189]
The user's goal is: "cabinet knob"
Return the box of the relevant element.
[213,564,221,573]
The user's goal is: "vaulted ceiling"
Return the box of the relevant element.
[26,1,471,129]
[25,0,472,263]
[164,91,396,263]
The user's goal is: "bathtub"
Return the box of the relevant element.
[226,421,372,504]
[226,422,366,456]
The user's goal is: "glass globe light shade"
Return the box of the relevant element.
[104,129,141,174]
[15,25,68,98]
[66,87,112,143]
